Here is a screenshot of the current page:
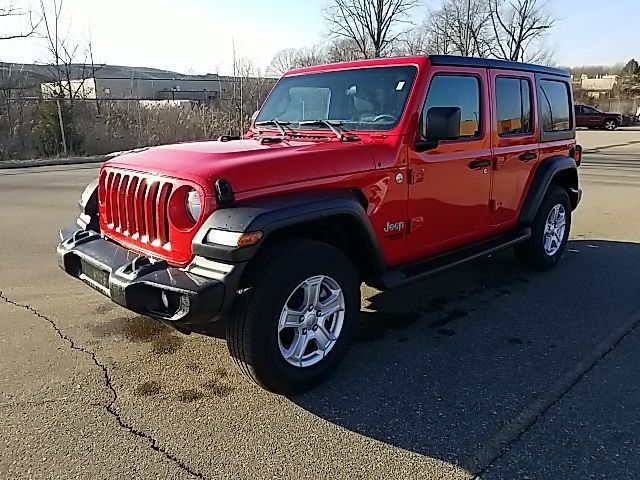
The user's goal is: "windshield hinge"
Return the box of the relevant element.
[408,168,424,185]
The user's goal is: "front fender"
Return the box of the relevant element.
[77,179,99,231]
[192,189,385,271]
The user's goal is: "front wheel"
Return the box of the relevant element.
[227,239,360,394]
[515,186,572,271]
[604,119,618,131]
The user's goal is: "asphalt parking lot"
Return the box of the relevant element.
[1,128,639,479]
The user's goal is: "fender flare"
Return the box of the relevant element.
[192,189,385,273]
[77,179,99,231]
[519,156,579,226]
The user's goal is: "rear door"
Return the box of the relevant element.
[489,69,538,227]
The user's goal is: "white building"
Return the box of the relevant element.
[580,74,618,92]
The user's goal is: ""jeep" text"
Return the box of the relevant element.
[383,221,405,233]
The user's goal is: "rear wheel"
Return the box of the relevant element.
[227,239,360,394]
[604,119,618,131]
[515,186,571,271]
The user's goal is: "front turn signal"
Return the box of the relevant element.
[237,231,263,247]
[205,229,263,248]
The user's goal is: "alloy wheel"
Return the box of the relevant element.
[277,275,345,368]
[543,204,567,256]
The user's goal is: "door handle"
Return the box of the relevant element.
[468,159,492,170]
[519,152,537,162]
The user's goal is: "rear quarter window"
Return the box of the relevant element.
[539,80,571,132]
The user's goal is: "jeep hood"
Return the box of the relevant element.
[105,139,376,196]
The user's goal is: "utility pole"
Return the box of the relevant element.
[88,24,101,115]
[55,98,68,157]
[465,0,471,55]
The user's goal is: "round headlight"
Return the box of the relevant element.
[185,189,201,222]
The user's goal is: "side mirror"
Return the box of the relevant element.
[416,106,461,152]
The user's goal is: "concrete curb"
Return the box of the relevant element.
[0,155,109,170]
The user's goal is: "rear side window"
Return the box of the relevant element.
[495,77,532,136]
[423,75,480,138]
[539,80,571,131]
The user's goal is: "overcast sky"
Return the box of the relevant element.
[0,0,638,75]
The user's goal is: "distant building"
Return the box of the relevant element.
[579,74,618,98]
[36,64,274,103]
[41,74,240,102]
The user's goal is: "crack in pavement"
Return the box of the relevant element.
[471,309,640,479]
[0,290,206,480]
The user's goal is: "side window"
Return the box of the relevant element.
[423,75,480,138]
[495,77,532,136]
[539,80,571,132]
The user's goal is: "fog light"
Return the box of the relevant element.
[161,291,169,309]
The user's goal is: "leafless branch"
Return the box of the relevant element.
[0,1,41,40]
[488,0,556,62]
[324,0,420,58]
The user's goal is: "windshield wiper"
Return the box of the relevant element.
[255,119,290,137]
[298,120,360,142]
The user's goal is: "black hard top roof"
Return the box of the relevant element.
[428,55,569,77]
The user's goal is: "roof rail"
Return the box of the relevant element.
[428,55,569,77]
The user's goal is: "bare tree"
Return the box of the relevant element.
[324,0,421,58]
[0,2,40,161]
[488,0,556,62]
[394,26,432,55]
[38,0,98,156]
[326,38,363,63]
[39,0,94,103]
[293,45,327,68]
[267,48,300,77]
[267,40,361,77]
[421,0,494,56]
[0,1,40,40]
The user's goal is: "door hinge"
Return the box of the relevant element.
[489,199,503,212]
[409,216,424,233]
[492,157,505,171]
[408,168,424,184]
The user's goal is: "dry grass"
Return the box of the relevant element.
[1,84,269,161]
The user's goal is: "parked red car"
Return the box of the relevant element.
[574,104,623,130]
[58,55,581,393]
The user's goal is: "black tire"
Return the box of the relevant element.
[515,185,572,271]
[603,119,618,131]
[227,239,360,394]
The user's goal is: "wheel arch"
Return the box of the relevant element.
[192,189,386,278]
[519,156,580,226]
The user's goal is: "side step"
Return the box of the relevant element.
[371,227,531,290]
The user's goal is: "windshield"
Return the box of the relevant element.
[256,66,417,131]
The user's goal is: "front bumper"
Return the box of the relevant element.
[57,225,244,334]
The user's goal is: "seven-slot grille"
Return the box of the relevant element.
[101,169,174,250]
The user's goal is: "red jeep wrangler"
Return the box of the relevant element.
[58,55,582,393]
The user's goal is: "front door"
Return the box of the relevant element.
[407,68,492,253]
[582,106,603,127]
